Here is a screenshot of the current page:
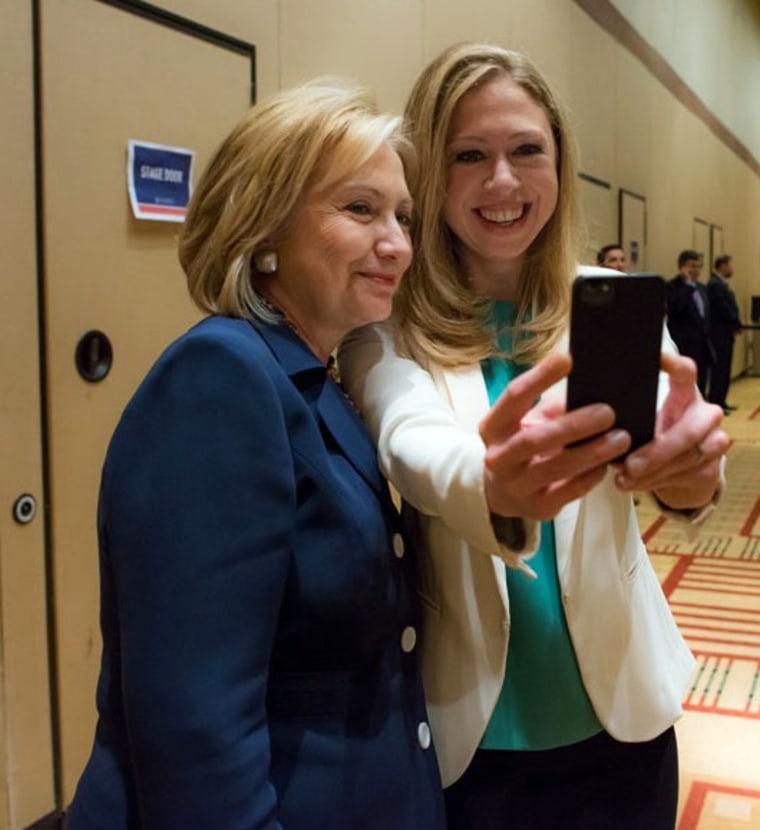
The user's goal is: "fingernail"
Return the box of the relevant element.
[627,457,647,476]
[608,429,630,447]
[594,404,615,421]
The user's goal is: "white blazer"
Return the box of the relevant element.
[339,301,711,787]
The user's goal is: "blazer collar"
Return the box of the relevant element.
[438,362,491,433]
[254,321,385,499]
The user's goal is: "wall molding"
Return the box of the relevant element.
[573,0,760,178]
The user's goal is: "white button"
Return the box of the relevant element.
[417,721,431,750]
[392,533,405,558]
[401,625,417,653]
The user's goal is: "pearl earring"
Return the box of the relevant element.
[254,251,278,274]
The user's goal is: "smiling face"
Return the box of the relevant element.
[442,75,559,300]
[265,143,413,361]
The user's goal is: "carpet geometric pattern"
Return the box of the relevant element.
[636,376,760,829]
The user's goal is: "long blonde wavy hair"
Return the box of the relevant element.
[395,42,582,368]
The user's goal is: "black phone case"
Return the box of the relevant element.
[567,272,666,454]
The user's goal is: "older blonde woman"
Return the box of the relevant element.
[340,43,728,829]
[65,80,445,830]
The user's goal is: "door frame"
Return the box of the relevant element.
[578,171,614,264]
[618,188,647,270]
[31,0,256,812]
[710,223,724,271]
[692,216,711,274]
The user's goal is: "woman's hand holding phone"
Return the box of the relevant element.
[479,353,631,522]
[614,352,730,510]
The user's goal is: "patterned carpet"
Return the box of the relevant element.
[636,375,760,829]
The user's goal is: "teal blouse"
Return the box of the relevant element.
[479,301,602,750]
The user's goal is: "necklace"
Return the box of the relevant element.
[256,294,355,409]
[258,294,325,360]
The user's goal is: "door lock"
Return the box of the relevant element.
[75,329,113,382]
[12,493,37,525]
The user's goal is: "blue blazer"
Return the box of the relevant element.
[65,316,444,830]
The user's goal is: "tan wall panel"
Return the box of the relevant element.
[164,0,760,328]
[422,0,517,59]
[565,41,617,185]
[278,0,422,110]
[151,0,281,97]
[578,180,616,264]
[620,191,647,270]
[611,0,760,161]
[498,0,598,101]
[693,220,712,268]
[611,48,654,192]
[41,0,253,803]
[645,85,722,273]
[0,1,56,827]
[563,4,758,344]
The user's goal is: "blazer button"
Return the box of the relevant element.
[401,625,417,653]
[417,721,431,750]
[392,533,405,559]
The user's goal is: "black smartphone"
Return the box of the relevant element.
[566,272,666,455]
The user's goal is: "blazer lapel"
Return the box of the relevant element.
[316,380,386,498]
[438,363,510,603]
[254,321,385,499]
[436,362,491,433]
[553,498,580,586]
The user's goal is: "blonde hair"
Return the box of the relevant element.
[179,78,412,320]
[395,42,581,368]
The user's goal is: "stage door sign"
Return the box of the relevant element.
[127,139,194,222]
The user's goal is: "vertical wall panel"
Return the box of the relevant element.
[0,1,56,827]
[39,0,253,804]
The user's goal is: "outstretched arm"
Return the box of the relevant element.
[339,323,540,564]
[479,353,631,521]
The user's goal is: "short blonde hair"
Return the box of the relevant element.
[395,42,581,368]
[179,79,412,320]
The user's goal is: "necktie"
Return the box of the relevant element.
[691,284,705,318]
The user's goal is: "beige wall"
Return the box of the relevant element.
[153,0,760,320]
[611,0,760,161]
[0,0,758,825]
[0,2,56,828]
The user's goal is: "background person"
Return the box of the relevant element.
[666,249,714,395]
[707,254,742,413]
[340,43,728,830]
[596,242,627,271]
[65,80,445,830]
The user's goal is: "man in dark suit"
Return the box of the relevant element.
[666,250,714,396]
[707,254,743,412]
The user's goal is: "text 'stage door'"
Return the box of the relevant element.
[40,0,253,803]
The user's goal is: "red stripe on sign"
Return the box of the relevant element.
[138,204,187,216]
